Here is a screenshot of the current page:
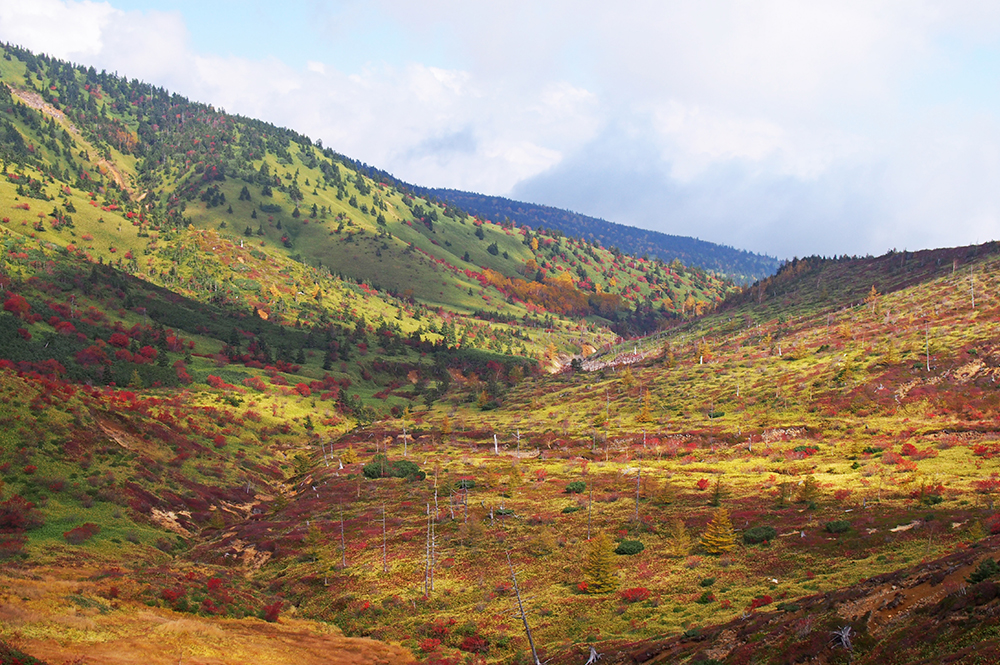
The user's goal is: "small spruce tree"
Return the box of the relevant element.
[700,507,736,555]
[798,475,821,506]
[583,532,617,593]
[666,517,691,557]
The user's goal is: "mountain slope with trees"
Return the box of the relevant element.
[421,187,782,283]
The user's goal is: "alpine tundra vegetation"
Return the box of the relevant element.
[2,43,1000,665]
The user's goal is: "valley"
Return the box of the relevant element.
[1,43,1000,665]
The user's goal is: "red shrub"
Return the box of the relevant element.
[419,638,442,653]
[294,383,311,397]
[620,587,651,603]
[63,523,101,545]
[3,293,31,318]
[242,376,267,391]
[0,535,27,559]
[206,375,231,389]
[0,495,44,532]
[985,514,1000,535]
[262,600,283,622]
[696,478,710,491]
[881,451,903,465]
[749,595,773,610]
[458,634,488,653]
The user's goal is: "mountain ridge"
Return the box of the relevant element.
[420,187,782,283]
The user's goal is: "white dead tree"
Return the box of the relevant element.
[339,506,347,569]
[506,549,542,665]
[634,467,641,522]
[381,502,388,573]
[424,502,435,595]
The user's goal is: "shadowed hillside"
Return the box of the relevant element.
[422,187,782,283]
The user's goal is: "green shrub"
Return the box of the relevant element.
[561,505,582,514]
[362,454,426,481]
[615,540,645,556]
[699,577,716,587]
[824,520,851,534]
[968,558,1000,584]
[565,481,586,494]
[743,526,777,545]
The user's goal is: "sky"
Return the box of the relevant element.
[3,1,1000,259]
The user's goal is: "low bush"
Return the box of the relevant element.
[615,539,645,556]
[362,454,426,481]
[63,522,100,545]
[261,600,282,622]
[969,558,1000,584]
[620,587,650,603]
[825,520,851,534]
[743,526,777,545]
[565,481,586,494]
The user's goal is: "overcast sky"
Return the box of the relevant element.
[3,1,1000,259]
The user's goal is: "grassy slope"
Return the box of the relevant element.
[219,242,1000,664]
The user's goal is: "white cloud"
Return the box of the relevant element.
[5,0,1000,257]
[0,0,115,60]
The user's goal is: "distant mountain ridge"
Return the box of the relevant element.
[420,188,782,283]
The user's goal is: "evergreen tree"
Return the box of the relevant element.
[798,475,821,506]
[128,369,143,389]
[582,532,617,593]
[666,517,691,557]
[700,507,736,555]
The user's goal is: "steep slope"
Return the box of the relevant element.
[421,187,782,283]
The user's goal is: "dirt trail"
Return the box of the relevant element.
[10,87,135,197]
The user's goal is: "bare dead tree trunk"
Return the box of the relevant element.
[424,502,431,596]
[925,324,930,372]
[634,468,641,522]
[340,505,346,569]
[588,484,593,540]
[506,550,542,665]
[381,503,387,573]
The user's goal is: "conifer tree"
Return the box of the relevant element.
[700,507,736,555]
[666,517,691,557]
[582,532,617,593]
[798,475,821,506]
